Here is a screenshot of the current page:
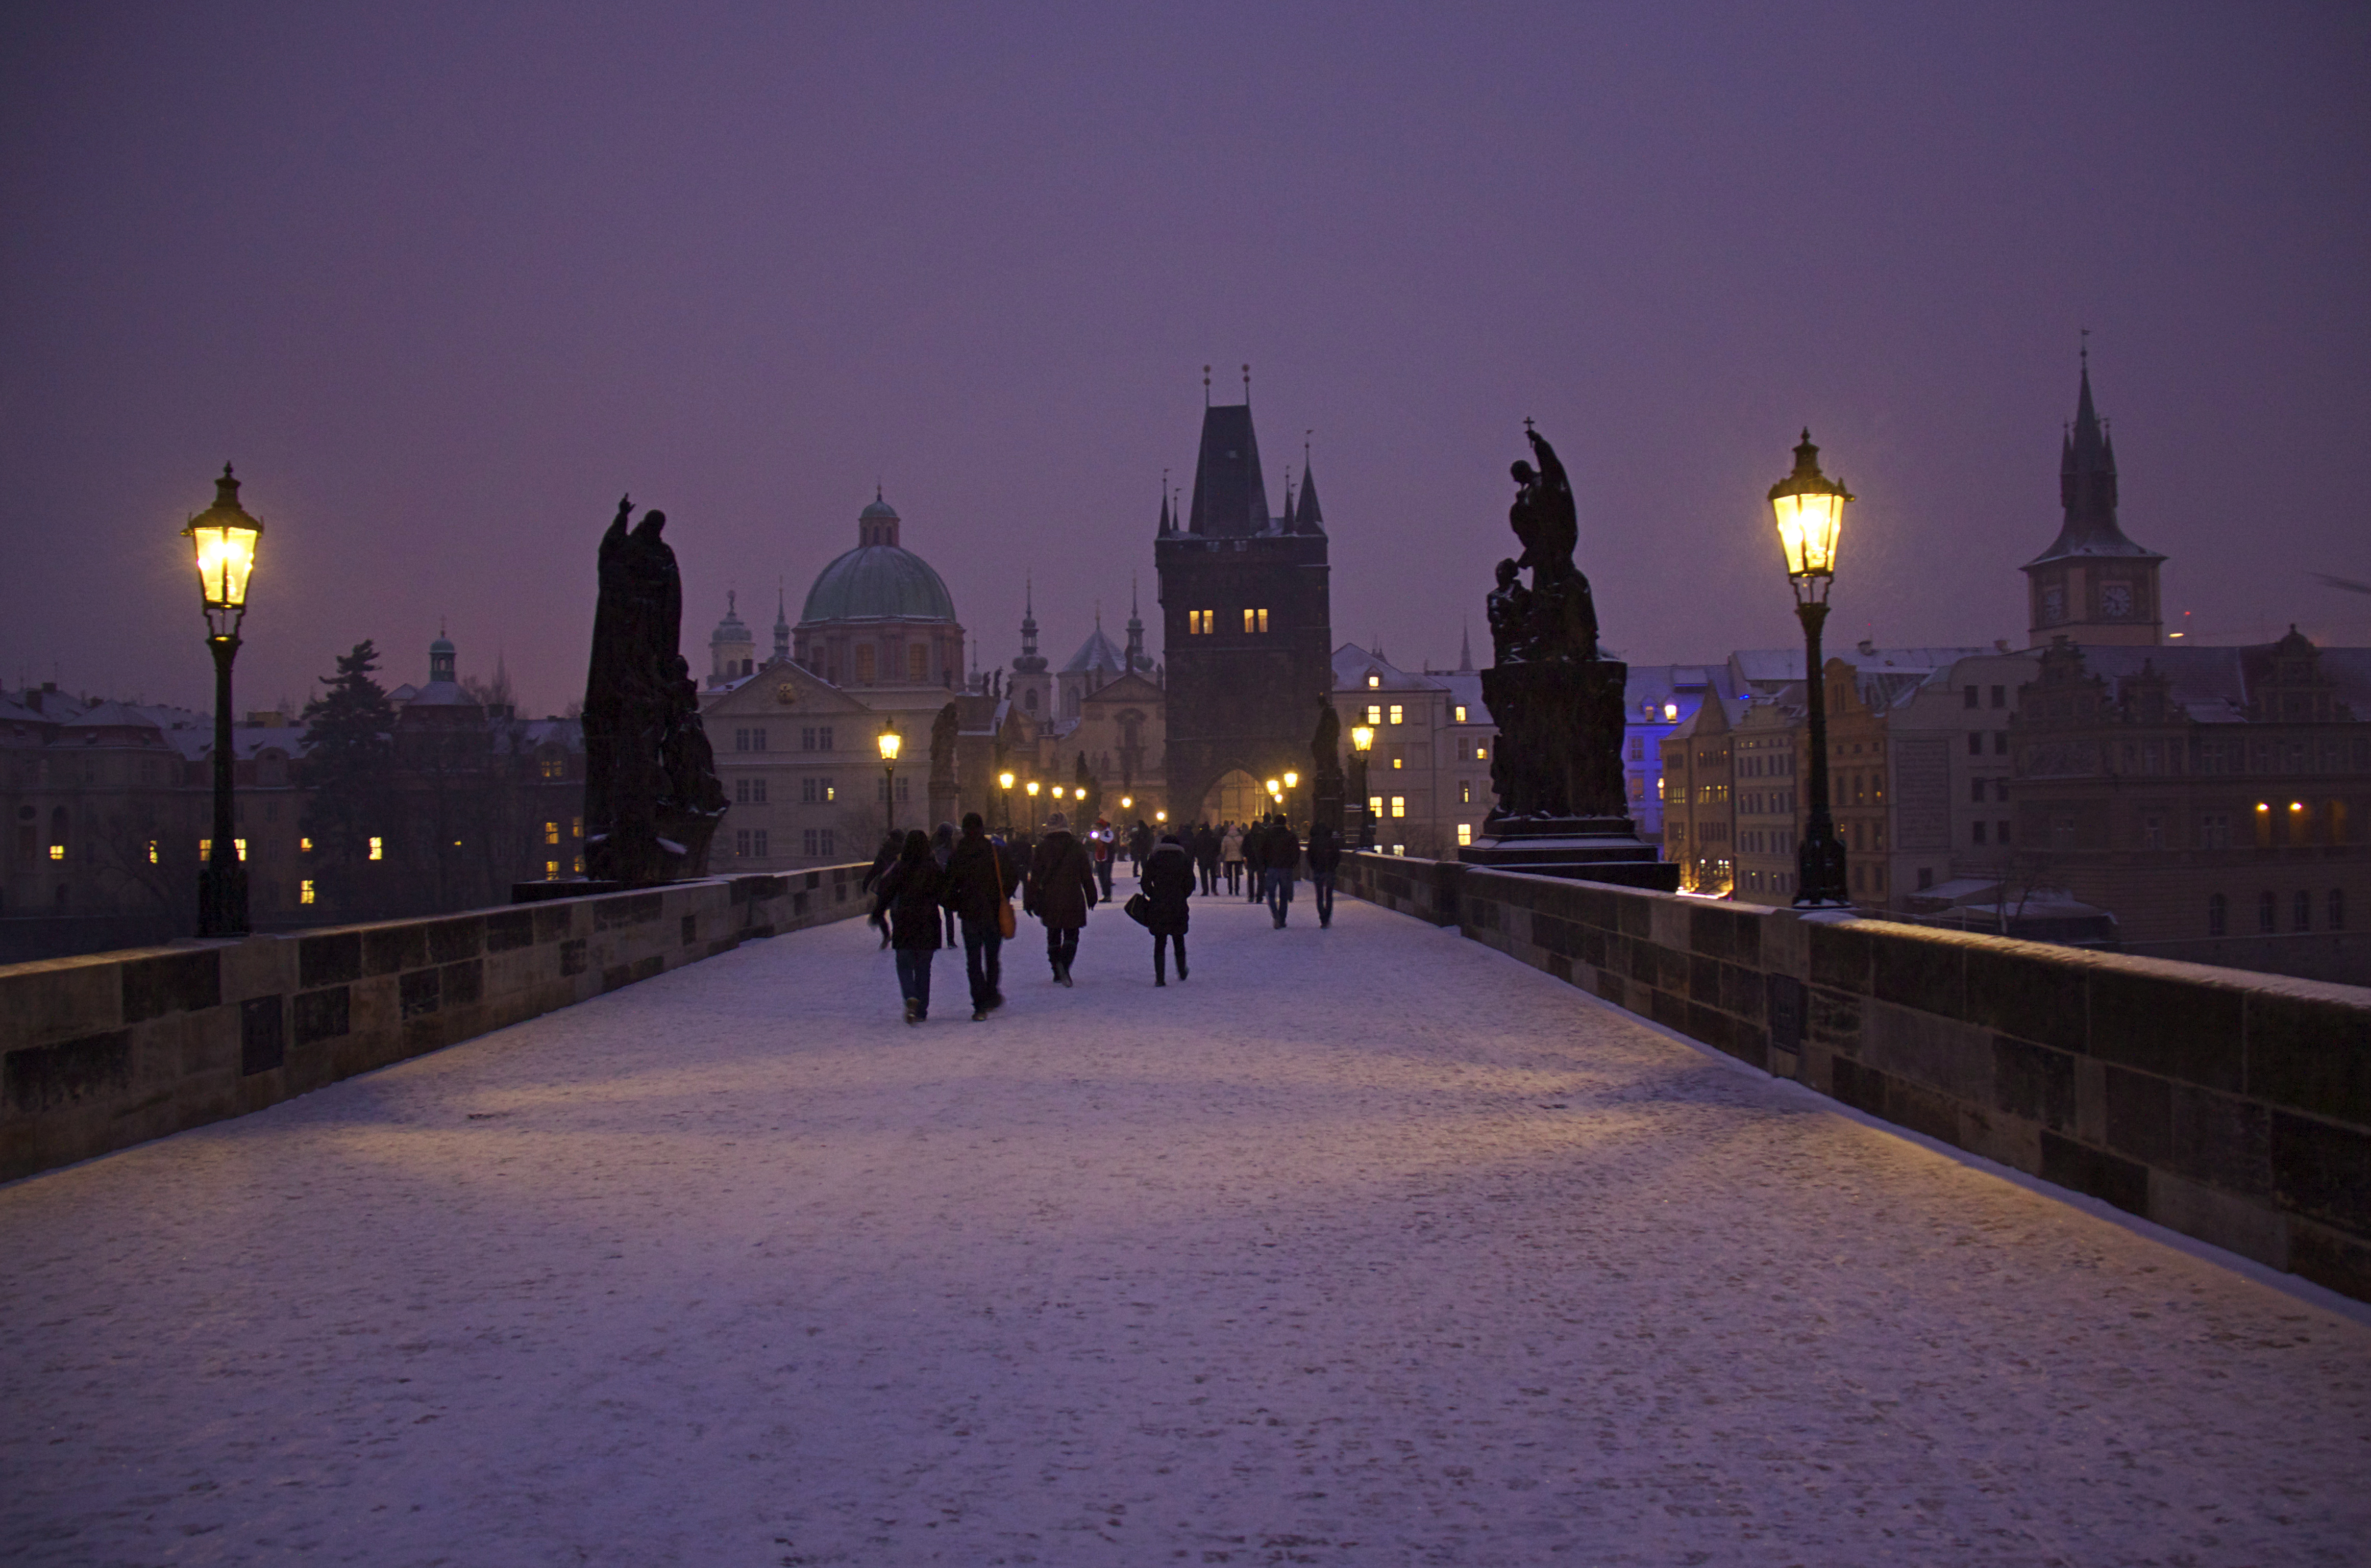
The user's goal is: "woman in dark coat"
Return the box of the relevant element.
[1023,811,1099,986]
[1138,830,1195,986]
[873,828,949,1023]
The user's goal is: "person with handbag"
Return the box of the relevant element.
[943,812,1019,1022]
[1024,811,1099,987]
[1133,829,1195,986]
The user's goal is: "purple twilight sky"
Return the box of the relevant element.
[4,3,2367,718]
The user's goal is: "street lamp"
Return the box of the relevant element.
[1769,430,1854,909]
[877,721,902,834]
[183,465,263,937]
[998,770,1016,835]
[1025,778,1040,834]
[1349,724,1375,849]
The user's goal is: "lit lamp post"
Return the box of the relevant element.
[1769,430,1854,909]
[1025,779,1040,833]
[183,465,263,937]
[878,721,902,835]
[1282,771,1298,826]
[1350,724,1375,849]
[998,770,1016,835]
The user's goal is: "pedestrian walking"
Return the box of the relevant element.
[1090,816,1117,900]
[1244,817,1269,902]
[1219,821,1245,895]
[1024,811,1099,986]
[1265,818,1301,927]
[1129,819,1152,872]
[943,812,1019,1022]
[1138,829,1194,985]
[861,828,901,948]
[1193,822,1220,896]
[872,829,950,1023]
[1305,820,1342,928]
[933,821,960,945]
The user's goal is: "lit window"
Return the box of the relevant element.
[1453,705,1467,723]
[368,836,383,860]
[1460,781,1472,804]
[1456,823,1472,846]
[147,840,159,864]
[234,838,246,862]
[545,821,560,844]
[1474,744,1486,760]
[1391,844,1405,857]
[545,861,558,880]
[48,844,64,860]
[1189,609,1214,635]
[1388,705,1403,725]
[300,879,315,904]
[1390,797,1406,818]
[1392,756,1403,770]
[1367,673,1380,688]
[540,753,565,779]
[573,855,584,873]
[1243,608,1269,633]
[300,837,313,852]
[572,816,582,837]
[1368,795,1383,815]
[1366,705,1382,725]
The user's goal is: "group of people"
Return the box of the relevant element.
[858,810,1348,1022]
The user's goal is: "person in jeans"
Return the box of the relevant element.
[942,813,1019,1022]
[1219,822,1244,894]
[872,829,949,1024]
[1023,811,1099,986]
[1264,817,1301,928]
[1139,829,1194,985]
[1305,821,1342,928]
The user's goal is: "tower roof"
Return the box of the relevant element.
[711,590,753,647]
[1064,621,1128,675]
[1292,453,1324,532]
[2024,358,2162,570]
[1187,403,1272,537]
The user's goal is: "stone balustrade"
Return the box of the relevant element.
[0,867,869,1183]
[1338,852,2371,1304]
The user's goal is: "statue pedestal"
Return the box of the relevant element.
[1459,815,1680,891]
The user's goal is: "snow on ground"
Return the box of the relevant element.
[4,889,2368,1567]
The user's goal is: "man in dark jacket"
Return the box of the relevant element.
[1139,830,1195,985]
[943,813,1020,1021]
[1023,811,1099,986]
[1192,823,1220,896]
[1305,822,1343,928]
[1264,819,1301,928]
[1243,818,1267,902]
[872,829,950,1023]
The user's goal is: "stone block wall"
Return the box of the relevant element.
[0,866,869,1183]
[1338,852,2371,1304]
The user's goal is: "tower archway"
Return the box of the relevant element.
[1200,768,1264,826]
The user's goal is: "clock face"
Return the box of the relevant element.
[2101,583,2134,619]
[2041,585,2065,622]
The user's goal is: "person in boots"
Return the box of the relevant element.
[1139,828,1195,986]
[1024,811,1098,986]
[1220,820,1245,895]
[1305,820,1342,929]
[943,813,1019,1021]
[1265,817,1301,928]
[872,829,949,1023]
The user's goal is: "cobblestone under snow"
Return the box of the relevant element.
[5,891,2368,1566]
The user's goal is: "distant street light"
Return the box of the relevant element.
[183,465,263,937]
[877,721,902,834]
[998,770,1016,835]
[1350,723,1376,850]
[1025,778,1041,834]
[1769,430,1854,909]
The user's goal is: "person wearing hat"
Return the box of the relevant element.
[1023,810,1099,986]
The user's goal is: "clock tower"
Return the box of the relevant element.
[2021,353,2164,648]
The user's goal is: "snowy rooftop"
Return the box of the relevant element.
[2,893,2363,1559]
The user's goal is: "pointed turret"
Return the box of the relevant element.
[1125,577,1147,670]
[2028,355,2152,567]
[772,582,791,662]
[1293,453,1324,533]
[1014,578,1047,674]
[1157,488,1173,536]
[1458,622,1474,673]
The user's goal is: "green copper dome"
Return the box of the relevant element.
[799,543,958,625]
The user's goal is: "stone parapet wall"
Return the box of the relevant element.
[1338,852,2371,1304]
[0,866,871,1183]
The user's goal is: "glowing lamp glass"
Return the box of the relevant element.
[1766,431,1853,589]
[1350,725,1374,753]
[998,771,1015,789]
[877,729,900,762]
[1026,781,1040,797]
[1283,772,1298,789]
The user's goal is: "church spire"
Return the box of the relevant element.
[773,579,791,661]
[2029,344,2151,567]
[1458,620,1474,673]
[1125,576,1147,670]
[1293,445,1324,533]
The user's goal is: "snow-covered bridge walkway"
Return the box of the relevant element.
[5,891,2368,1565]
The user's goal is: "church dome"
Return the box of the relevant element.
[798,492,958,625]
[800,547,958,623]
